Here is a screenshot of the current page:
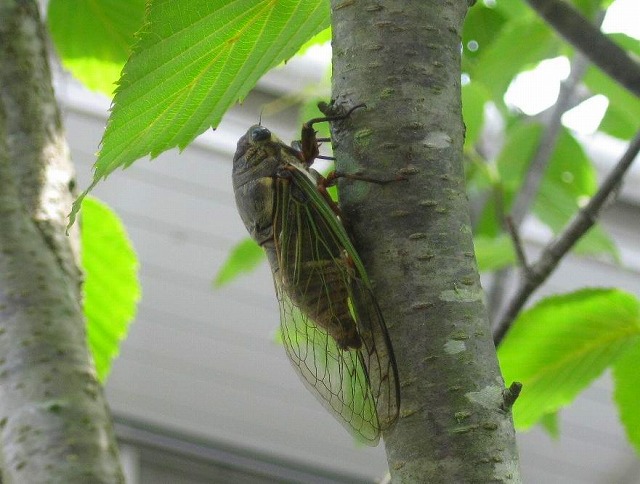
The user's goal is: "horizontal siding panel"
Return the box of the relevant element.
[106,358,389,480]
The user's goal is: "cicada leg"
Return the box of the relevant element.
[292,102,405,217]
[296,104,367,166]
[326,171,407,186]
[313,172,344,218]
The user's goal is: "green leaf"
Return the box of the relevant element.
[584,34,640,140]
[81,197,140,381]
[462,5,508,69]
[214,238,265,287]
[570,0,604,18]
[475,122,543,237]
[462,82,490,148]
[497,122,544,191]
[602,32,640,58]
[540,127,597,197]
[613,340,640,455]
[477,123,618,259]
[498,289,640,430]
[464,150,495,193]
[70,0,330,225]
[539,412,560,439]
[471,17,558,103]
[490,0,529,19]
[533,128,618,260]
[100,0,327,172]
[47,0,145,95]
[474,234,516,272]
[598,103,638,140]
[534,181,619,260]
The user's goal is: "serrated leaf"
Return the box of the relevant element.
[69,0,330,225]
[47,0,145,95]
[498,289,640,430]
[214,238,265,287]
[81,197,140,381]
[613,340,640,455]
[474,234,516,272]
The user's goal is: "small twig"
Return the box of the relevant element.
[501,382,523,411]
[488,217,528,323]
[505,216,529,270]
[494,129,640,345]
[526,0,640,98]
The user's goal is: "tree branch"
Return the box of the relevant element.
[0,1,123,480]
[330,0,520,480]
[505,216,529,270]
[526,0,640,98]
[494,129,640,344]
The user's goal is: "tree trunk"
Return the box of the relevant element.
[0,1,123,481]
[329,1,522,481]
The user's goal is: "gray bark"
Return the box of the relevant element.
[329,1,522,482]
[0,1,123,482]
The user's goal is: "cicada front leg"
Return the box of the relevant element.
[294,103,367,166]
[293,102,405,217]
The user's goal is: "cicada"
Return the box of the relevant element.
[232,106,400,444]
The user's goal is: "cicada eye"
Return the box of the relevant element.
[251,126,271,142]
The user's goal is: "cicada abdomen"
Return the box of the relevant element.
[232,114,399,444]
[272,178,362,350]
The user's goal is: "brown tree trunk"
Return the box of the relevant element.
[0,1,123,481]
[329,1,522,481]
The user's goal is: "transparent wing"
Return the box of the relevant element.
[277,288,381,443]
[270,170,399,444]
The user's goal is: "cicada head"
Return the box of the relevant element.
[233,125,302,189]
[233,125,278,167]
